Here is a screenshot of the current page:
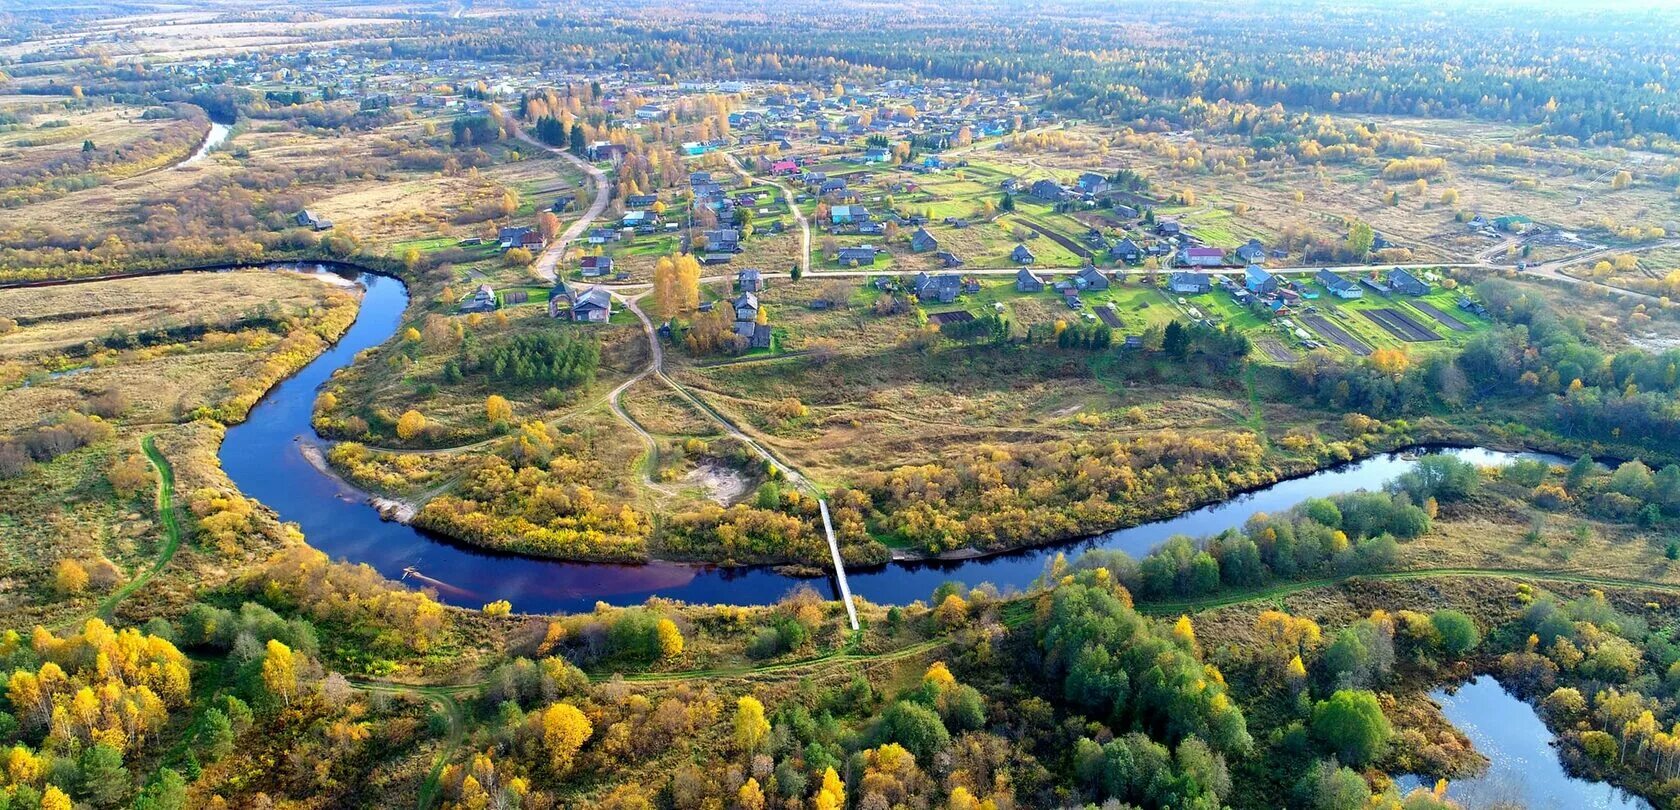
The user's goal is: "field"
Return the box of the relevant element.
[0,270,356,431]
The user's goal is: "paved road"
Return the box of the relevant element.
[513,128,611,282]
[721,152,811,278]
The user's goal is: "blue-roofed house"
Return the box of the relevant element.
[1316,269,1363,299]
[1245,265,1277,294]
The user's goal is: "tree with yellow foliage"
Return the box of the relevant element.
[754,304,769,326]
[737,778,766,810]
[1172,615,1197,651]
[262,639,298,707]
[812,767,845,810]
[923,661,956,692]
[396,410,427,441]
[485,394,513,424]
[55,559,88,595]
[1368,347,1410,377]
[41,786,72,810]
[733,696,770,754]
[537,703,592,775]
[482,600,512,617]
[656,618,684,659]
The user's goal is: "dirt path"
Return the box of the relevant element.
[95,435,182,622]
[722,152,811,278]
[348,679,465,810]
[512,128,611,283]
[619,294,815,492]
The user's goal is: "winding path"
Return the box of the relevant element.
[94,435,182,622]
[619,292,815,492]
[513,128,612,283]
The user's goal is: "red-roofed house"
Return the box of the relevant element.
[770,159,799,175]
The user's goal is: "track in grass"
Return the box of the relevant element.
[96,435,182,621]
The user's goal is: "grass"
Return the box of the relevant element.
[94,434,180,622]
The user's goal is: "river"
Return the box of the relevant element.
[220,265,1566,613]
[179,120,231,167]
[1396,676,1650,809]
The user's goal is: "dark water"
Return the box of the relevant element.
[1397,677,1651,809]
[221,265,1563,614]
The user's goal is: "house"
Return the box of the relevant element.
[913,272,964,304]
[731,321,772,350]
[1179,247,1225,267]
[570,286,614,322]
[459,284,498,313]
[831,205,870,225]
[1244,265,1277,294]
[519,231,546,251]
[737,268,764,292]
[857,221,885,236]
[586,141,627,161]
[1075,172,1110,195]
[625,194,658,209]
[862,147,892,163]
[1316,269,1363,299]
[580,255,614,278]
[1235,239,1267,264]
[770,159,799,175]
[623,210,658,230]
[1156,220,1182,237]
[498,226,533,249]
[910,227,939,252]
[1029,179,1067,202]
[701,253,734,265]
[295,209,333,230]
[818,178,847,195]
[1389,268,1430,296]
[1169,272,1211,295]
[732,291,760,322]
[1011,244,1036,265]
[1016,268,1046,292]
[1076,265,1111,291]
[704,228,741,252]
[936,251,965,268]
[1109,238,1144,263]
[837,246,878,266]
[999,178,1021,193]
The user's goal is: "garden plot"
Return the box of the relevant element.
[1361,307,1442,342]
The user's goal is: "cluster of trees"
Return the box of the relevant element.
[0,411,115,480]
[837,430,1271,554]
[243,546,449,657]
[416,425,652,563]
[0,620,191,809]
[454,331,600,389]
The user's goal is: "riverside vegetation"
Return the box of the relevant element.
[5,1,1680,807]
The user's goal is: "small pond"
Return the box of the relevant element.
[1396,676,1651,809]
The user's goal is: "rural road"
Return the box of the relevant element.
[721,151,811,278]
[514,128,611,283]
